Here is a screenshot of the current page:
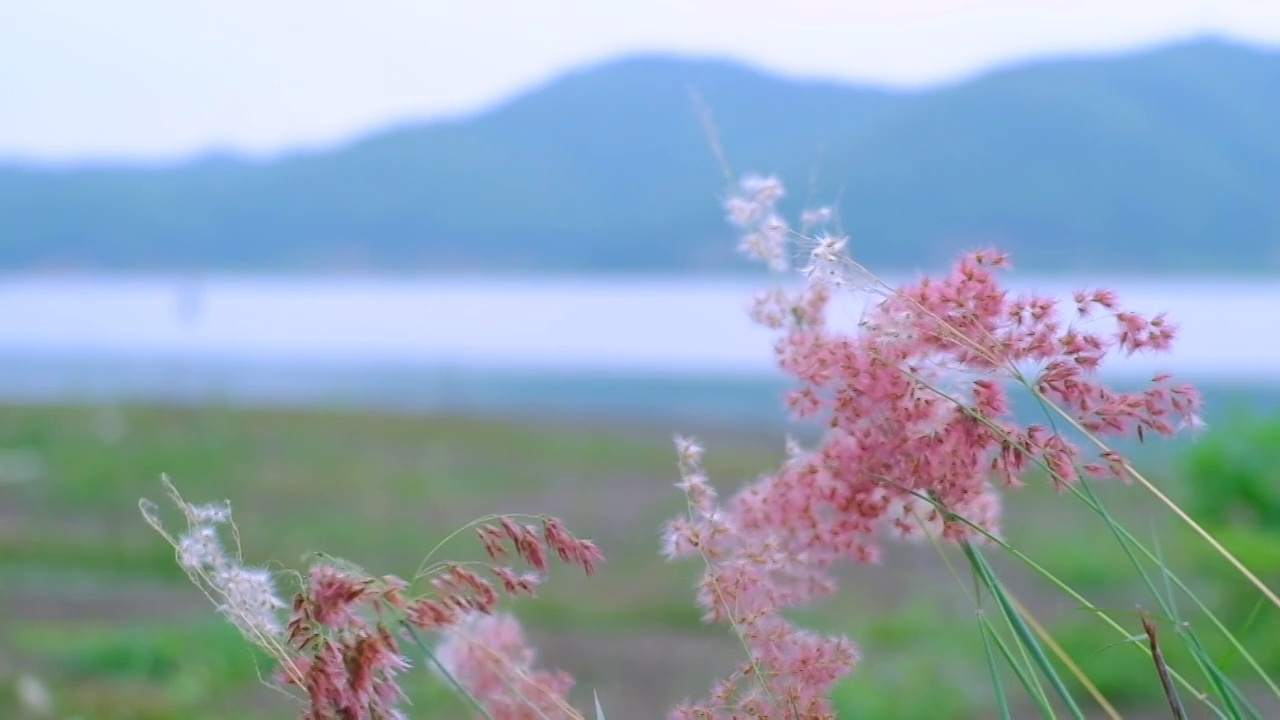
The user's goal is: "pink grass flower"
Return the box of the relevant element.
[435,612,578,720]
[665,175,1204,718]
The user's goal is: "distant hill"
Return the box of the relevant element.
[2,37,1279,274]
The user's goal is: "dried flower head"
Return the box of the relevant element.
[143,477,601,720]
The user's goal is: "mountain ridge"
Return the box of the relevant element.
[2,36,1278,274]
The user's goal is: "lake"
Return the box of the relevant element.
[1,275,1277,428]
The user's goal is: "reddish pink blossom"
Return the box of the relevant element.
[436,613,578,720]
[664,176,1204,718]
[274,513,601,719]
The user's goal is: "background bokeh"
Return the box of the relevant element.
[2,3,1280,718]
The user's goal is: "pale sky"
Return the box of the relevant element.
[2,0,1278,162]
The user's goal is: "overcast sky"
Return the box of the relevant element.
[2,0,1278,161]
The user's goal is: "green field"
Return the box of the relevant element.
[0,402,1275,719]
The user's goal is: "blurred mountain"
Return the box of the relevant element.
[2,37,1278,274]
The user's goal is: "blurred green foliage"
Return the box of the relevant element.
[2,402,1278,718]
[1180,410,1280,672]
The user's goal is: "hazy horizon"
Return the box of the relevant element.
[5,1,1280,162]
[4,33,1277,170]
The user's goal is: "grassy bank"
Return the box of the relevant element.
[0,402,1269,719]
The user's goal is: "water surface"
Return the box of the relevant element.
[1,275,1276,427]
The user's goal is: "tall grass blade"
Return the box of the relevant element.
[977,609,1015,720]
[963,541,1085,720]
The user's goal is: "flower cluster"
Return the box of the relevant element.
[139,475,287,644]
[142,477,601,720]
[435,612,577,720]
[666,436,858,720]
[664,174,1204,718]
